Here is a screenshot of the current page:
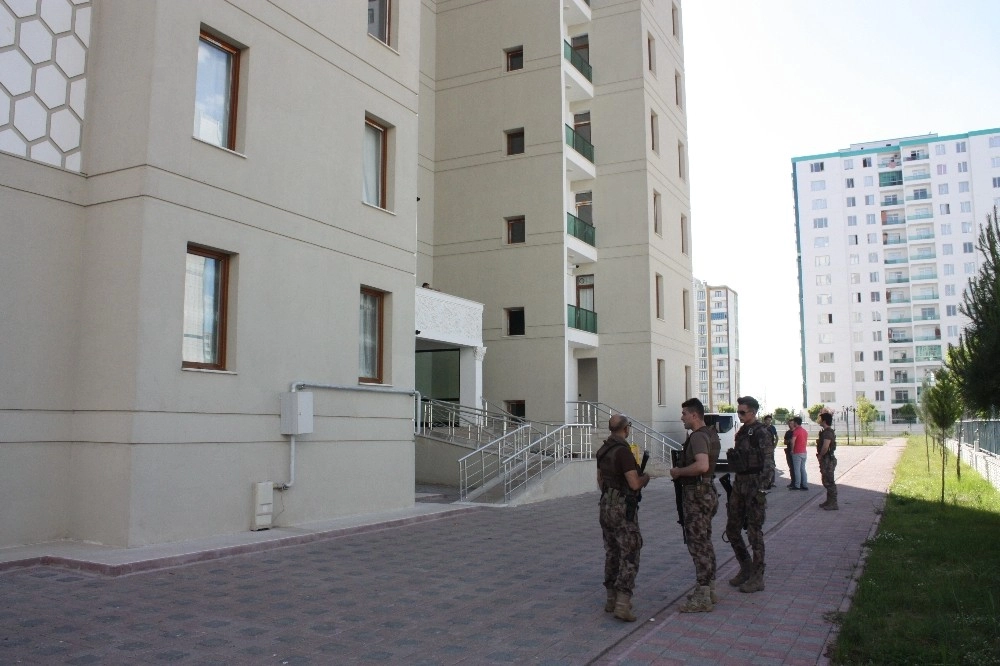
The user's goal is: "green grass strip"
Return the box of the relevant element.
[830,436,1000,665]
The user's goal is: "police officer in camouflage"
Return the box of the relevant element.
[817,412,838,510]
[597,414,650,622]
[725,396,776,593]
[671,397,721,612]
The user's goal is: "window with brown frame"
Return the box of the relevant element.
[506,216,525,244]
[363,118,388,208]
[506,128,524,155]
[368,0,392,45]
[655,273,664,319]
[183,244,231,370]
[653,191,662,235]
[681,213,690,255]
[650,110,659,153]
[657,359,666,405]
[505,46,523,71]
[647,34,656,73]
[359,288,385,383]
[678,140,686,179]
[194,31,241,150]
[682,288,691,330]
[674,70,683,108]
[506,307,525,336]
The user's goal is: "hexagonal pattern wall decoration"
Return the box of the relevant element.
[0,0,91,171]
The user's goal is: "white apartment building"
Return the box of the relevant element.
[0,0,692,550]
[693,281,740,411]
[793,128,1000,422]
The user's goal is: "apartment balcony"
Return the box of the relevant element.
[563,0,592,28]
[878,155,901,169]
[890,356,915,364]
[880,197,902,207]
[563,41,594,102]
[888,315,912,323]
[905,193,932,202]
[886,276,909,284]
[889,335,914,344]
[567,304,597,333]
[914,333,942,342]
[912,292,939,301]
[903,151,929,162]
[891,397,916,404]
[566,213,597,266]
[887,296,911,304]
[912,313,939,322]
[910,252,937,261]
[883,236,906,245]
[882,216,905,226]
[890,376,914,384]
[915,355,943,363]
[884,257,908,265]
[911,272,938,281]
[908,230,934,241]
[904,172,931,181]
[907,211,934,221]
[565,124,596,181]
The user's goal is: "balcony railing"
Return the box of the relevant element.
[904,172,930,181]
[567,304,597,333]
[912,293,939,300]
[891,397,916,404]
[889,336,914,344]
[883,217,905,226]
[913,314,939,321]
[566,212,595,246]
[565,124,595,163]
[916,356,943,363]
[887,297,911,304]
[908,231,934,241]
[907,212,934,220]
[890,357,914,364]
[883,237,906,245]
[890,377,914,384]
[885,257,908,265]
[878,158,901,169]
[906,193,932,201]
[911,272,938,281]
[910,253,937,261]
[886,276,909,284]
[904,152,929,161]
[914,334,942,341]
[880,198,901,207]
[564,41,593,82]
[888,316,912,323]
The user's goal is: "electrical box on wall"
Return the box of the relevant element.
[279,391,314,435]
[252,481,273,530]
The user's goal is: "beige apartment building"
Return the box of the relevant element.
[0,0,692,549]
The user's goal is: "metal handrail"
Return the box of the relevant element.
[459,425,533,500]
[501,424,593,502]
[568,401,682,463]
[418,398,524,448]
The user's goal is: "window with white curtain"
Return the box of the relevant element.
[359,288,384,383]
[194,32,241,150]
[363,119,387,208]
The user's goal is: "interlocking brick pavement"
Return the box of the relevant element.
[0,441,904,664]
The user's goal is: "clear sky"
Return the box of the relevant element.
[682,0,1000,413]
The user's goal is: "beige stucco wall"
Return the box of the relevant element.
[0,0,421,548]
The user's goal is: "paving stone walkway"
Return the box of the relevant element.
[0,441,904,664]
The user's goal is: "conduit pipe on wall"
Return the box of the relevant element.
[276,381,421,491]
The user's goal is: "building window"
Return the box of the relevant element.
[647,34,656,73]
[963,242,974,253]
[847,215,857,226]
[363,118,389,208]
[844,158,854,170]
[819,352,834,363]
[368,0,392,45]
[812,199,827,210]
[813,217,828,229]
[937,164,948,175]
[846,197,856,207]
[874,350,883,361]
[811,180,826,191]
[682,289,690,330]
[675,71,684,109]
[815,255,830,267]
[194,31,241,150]
[680,214,690,254]
[874,390,885,401]
[650,111,659,152]
[671,3,680,38]
[359,288,386,383]
[956,141,967,153]
[862,157,872,167]
[960,201,972,213]
[505,46,523,71]
[871,291,881,302]
[855,371,865,382]
[864,194,875,205]
[506,307,525,336]
[655,274,664,319]
[866,214,876,225]
[810,161,824,173]
[183,245,231,370]
[677,141,686,179]
[506,128,525,155]
[848,235,858,245]
[854,351,864,362]
[947,305,958,316]
[657,359,666,405]
[939,184,949,195]
[959,181,970,192]
[940,203,951,215]
[506,216,525,244]
[873,330,883,341]
[505,400,526,419]
[845,178,854,188]
[652,191,662,235]
[962,221,974,233]
[957,161,968,173]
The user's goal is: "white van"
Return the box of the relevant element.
[704,413,737,472]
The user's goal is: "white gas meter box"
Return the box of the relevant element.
[279,391,314,435]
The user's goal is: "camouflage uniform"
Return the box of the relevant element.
[725,421,776,567]
[818,427,838,507]
[597,434,642,596]
[680,427,721,586]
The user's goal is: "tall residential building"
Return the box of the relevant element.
[418,0,694,434]
[694,280,740,411]
[0,0,692,549]
[793,128,1000,422]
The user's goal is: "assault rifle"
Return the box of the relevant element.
[625,451,651,521]
[670,449,686,544]
[718,469,747,533]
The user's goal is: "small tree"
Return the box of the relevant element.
[948,206,1000,417]
[918,377,934,471]
[807,403,826,424]
[856,396,878,439]
[773,407,792,423]
[897,402,918,425]
[926,368,964,502]
[717,403,736,413]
